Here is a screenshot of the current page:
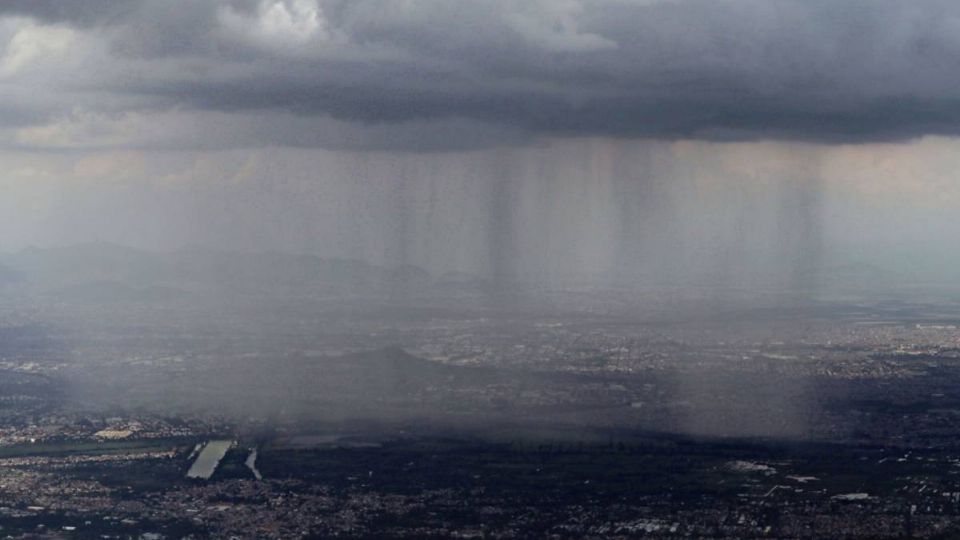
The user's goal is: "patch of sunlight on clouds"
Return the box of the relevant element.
[0,22,76,77]
[218,0,333,52]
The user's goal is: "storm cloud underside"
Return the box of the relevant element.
[2,1,960,290]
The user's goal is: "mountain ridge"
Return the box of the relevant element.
[0,243,435,300]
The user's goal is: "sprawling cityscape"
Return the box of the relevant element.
[0,245,958,537]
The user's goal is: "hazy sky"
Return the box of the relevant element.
[2,0,960,286]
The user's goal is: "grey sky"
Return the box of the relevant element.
[2,1,960,289]
[4,0,960,151]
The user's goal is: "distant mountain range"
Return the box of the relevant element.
[0,243,434,301]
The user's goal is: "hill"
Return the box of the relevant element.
[0,243,433,300]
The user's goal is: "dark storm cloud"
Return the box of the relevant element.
[0,0,135,26]
[6,0,960,148]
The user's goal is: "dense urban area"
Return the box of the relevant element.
[0,246,959,538]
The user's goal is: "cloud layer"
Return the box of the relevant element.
[3,0,960,150]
